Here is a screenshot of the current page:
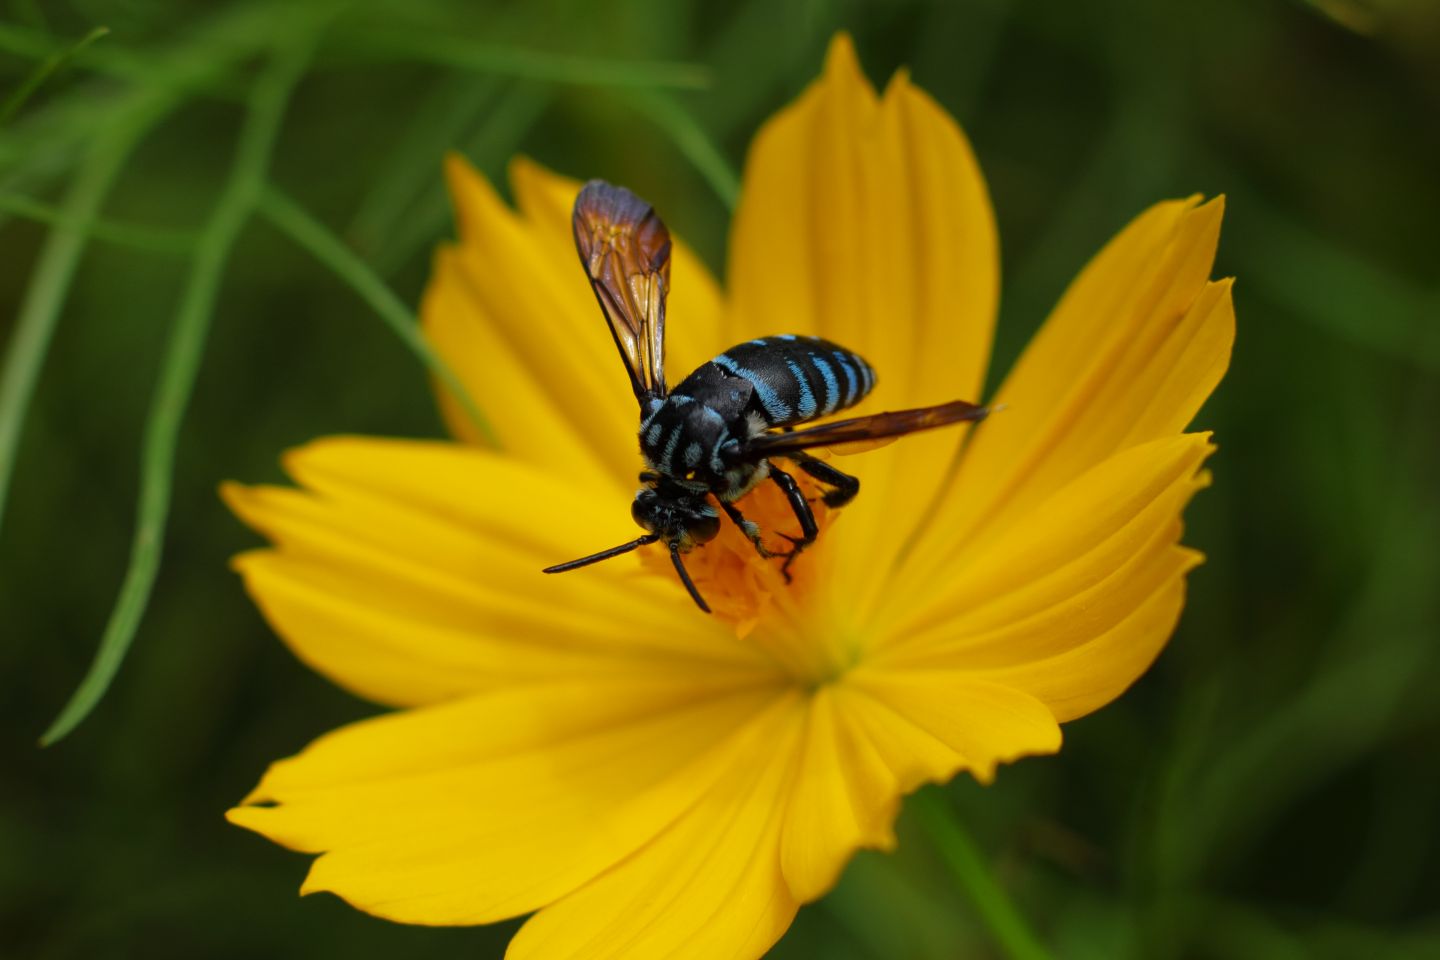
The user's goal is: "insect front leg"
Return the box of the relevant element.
[768,465,819,583]
[789,453,860,508]
[717,498,778,559]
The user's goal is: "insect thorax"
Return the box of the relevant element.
[637,369,770,502]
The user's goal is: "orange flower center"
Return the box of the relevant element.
[638,471,837,638]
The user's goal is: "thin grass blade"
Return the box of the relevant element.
[39,42,311,746]
[257,185,496,445]
[374,84,548,274]
[630,89,739,211]
[911,789,1054,960]
[0,25,109,127]
[0,192,196,254]
[0,89,176,539]
[339,27,710,89]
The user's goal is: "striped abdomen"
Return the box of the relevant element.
[711,335,875,427]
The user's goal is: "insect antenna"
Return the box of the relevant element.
[542,534,659,573]
[669,542,711,613]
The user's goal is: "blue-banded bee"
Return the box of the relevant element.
[543,180,990,612]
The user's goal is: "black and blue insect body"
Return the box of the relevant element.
[543,180,991,612]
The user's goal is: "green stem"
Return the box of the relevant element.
[40,42,311,746]
[0,19,245,100]
[0,88,175,538]
[339,27,710,89]
[910,789,1053,960]
[0,192,196,254]
[0,25,109,127]
[256,185,496,444]
[372,84,548,276]
[631,90,739,211]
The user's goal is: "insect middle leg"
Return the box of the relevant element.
[717,498,778,559]
[768,465,820,582]
[788,452,860,508]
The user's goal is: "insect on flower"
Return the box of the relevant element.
[544,180,991,611]
[222,34,1233,960]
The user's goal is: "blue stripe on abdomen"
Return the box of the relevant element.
[832,351,859,407]
[714,352,792,421]
[784,358,818,418]
[712,335,873,425]
[809,353,840,414]
[854,355,875,396]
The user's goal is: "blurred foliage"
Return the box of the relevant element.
[3,0,1439,957]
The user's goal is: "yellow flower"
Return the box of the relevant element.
[224,34,1232,959]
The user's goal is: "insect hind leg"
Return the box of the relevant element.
[791,453,860,508]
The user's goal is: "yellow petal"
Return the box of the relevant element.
[779,685,900,902]
[424,155,725,484]
[428,155,631,482]
[422,245,616,483]
[839,671,1061,786]
[228,680,793,926]
[908,199,1232,576]
[873,434,1213,721]
[973,556,1194,722]
[508,693,805,960]
[224,436,774,707]
[728,35,996,400]
[726,34,1001,630]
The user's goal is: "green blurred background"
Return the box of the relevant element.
[3,0,1438,957]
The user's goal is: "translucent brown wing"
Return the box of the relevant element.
[741,400,989,459]
[572,180,672,404]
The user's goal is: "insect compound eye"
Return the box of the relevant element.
[688,511,720,544]
[631,492,658,532]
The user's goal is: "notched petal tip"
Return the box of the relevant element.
[968,762,998,786]
[441,152,514,245]
[228,547,268,574]
[506,152,543,184]
[507,153,574,198]
[276,433,408,487]
[277,437,333,483]
[971,720,1065,785]
[507,154,584,232]
[819,31,878,110]
[1177,545,1206,571]
[1191,194,1225,234]
[882,65,913,95]
[823,31,859,74]
[218,481,258,530]
[298,867,329,898]
[224,806,253,827]
[225,802,278,834]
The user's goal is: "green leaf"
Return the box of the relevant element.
[39,41,312,746]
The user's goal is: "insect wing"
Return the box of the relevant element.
[742,399,989,458]
[572,180,672,404]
